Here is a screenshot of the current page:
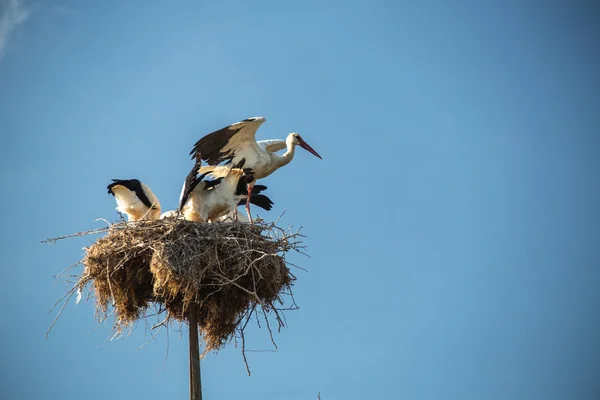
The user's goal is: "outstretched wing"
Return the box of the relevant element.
[257,139,286,153]
[190,117,266,167]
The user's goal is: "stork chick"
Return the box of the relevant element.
[107,179,161,221]
[178,159,257,223]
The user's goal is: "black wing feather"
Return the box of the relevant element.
[252,185,267,195]
[178,160,209,211]
[234,174,254,196]
[190,125,242,166]
[203,177,224,190]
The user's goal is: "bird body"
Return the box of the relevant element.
[191,117,322,180]
[199,170,245,221]
[107,179,161,221]
[180,167,257,222]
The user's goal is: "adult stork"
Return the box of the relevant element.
[189,116,321,218]
[107,179,161,221]
[178,158,273,223]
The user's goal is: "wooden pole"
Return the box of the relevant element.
[189,307,202,400]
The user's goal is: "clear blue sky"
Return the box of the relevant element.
[1,0,599,399]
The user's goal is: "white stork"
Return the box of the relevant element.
[107,179,161,221]
[189,116,321,218]
[178,158,273,223]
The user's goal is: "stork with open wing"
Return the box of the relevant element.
[189,116,322,218]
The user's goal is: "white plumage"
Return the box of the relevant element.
[107,179,161,221]
[217,210,251,223]
[159,210,181,219]
[179,165,255,223]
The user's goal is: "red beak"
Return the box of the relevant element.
[298,138,322,160]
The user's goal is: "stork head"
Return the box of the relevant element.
[289,133,322,160]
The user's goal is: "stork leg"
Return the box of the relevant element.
[245,186,253,224]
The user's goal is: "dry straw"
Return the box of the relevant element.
[46,218,305,364]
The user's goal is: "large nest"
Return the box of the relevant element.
[50,219,303,354]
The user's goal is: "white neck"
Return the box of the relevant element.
[274,133,297,168]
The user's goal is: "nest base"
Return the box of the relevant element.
[76,219,299,353]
